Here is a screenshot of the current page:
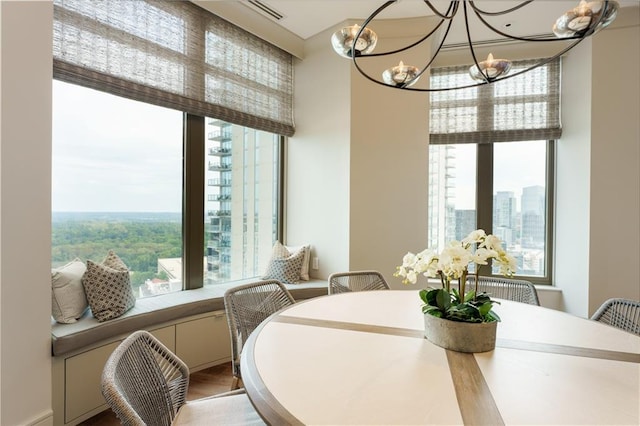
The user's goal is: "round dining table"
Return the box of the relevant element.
[240,290,640,425]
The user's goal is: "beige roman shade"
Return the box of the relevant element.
[430,58,561,144]
[53,0,295,136]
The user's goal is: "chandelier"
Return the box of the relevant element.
[330,0,619,91]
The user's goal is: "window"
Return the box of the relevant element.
[428,59,559,284]
[51,0,291,296]
[52,81,283,297]
[52,80,184,297]
[204,119,281,284]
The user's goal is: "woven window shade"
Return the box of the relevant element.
[430,58,560,144]
[53,0,295,136]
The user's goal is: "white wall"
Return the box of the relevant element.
[555,39,594,316]
[289,20,429,287]
[588,7,640,314]
[0,2,54,425]
[285,27,352,278]
[556,7,640,317]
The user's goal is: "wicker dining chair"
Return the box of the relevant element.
[101,330,264,426]
[590,298,640,336]
[465,275,540,306]
[224,280,296,390]
[328,270,390,295]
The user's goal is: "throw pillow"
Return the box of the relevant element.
[262,243,306,284]
[51,258,89,324]
[102,249,129,271]
[82,257,136,322]
[285,244,311,280]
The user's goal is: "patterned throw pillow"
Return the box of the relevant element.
[262,243,306,284]
[51,258,89,324]
[285,244,311,281]
[82,252,136,322]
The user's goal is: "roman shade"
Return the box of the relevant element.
[430,58,561,144]
[53,0,295,136]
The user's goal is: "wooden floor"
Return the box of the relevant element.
[79,362,234,425]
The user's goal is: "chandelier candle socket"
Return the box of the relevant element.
[553,0,619,37]
[382,61,420,87]
[330,24,378,58]
[469,53,512,82]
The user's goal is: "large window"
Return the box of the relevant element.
[428,59,559,284]
[52,81,283,297]
[51,0,291,297]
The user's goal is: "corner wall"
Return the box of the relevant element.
[556,7,640,317]
[289,22,429,287]
[588,7,640,314]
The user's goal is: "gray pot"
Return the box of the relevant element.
[423,313,497,353]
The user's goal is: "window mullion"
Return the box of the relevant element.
[184,113,205,290]
[476,143,494,237]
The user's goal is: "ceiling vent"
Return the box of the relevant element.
[245,0,284,21]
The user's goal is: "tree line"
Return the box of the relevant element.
[52,220,182,288]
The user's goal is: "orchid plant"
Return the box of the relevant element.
[395,229,517,323]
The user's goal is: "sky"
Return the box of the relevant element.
[451,142,546,211]
[53,80,546,213]
[52,80,183,212]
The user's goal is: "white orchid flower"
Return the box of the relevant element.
[463,229,486,245]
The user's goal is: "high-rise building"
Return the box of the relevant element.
[205,120,280,284]
[521,185,545,249]
[428,145,457,250]
[455,209,476,242]
[493,191,517,246]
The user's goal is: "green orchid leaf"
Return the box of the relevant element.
[425,289,440,306]
[477,301,494,317]
[423,306,443,318]
[435,289,451,310]
[464,290,476,303]
[485,310,501,322]
[419,289,430,305]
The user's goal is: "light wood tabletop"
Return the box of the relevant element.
[241,290,640,425]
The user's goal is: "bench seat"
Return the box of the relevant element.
[51,278,328,356]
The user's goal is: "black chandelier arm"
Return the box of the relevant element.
[468,0,614,43]
[355,19,445,58]
[337,0,618,92]
[354,0,456,59]
[422,0,458,20]
[467,1,535,17]
[353,2,457,89]
[464,1,491,84]
[363,35,584,93]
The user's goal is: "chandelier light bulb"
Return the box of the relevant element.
[469,53,512,82]
[382,61,420,87]
[553,0,619,38]
[331,24,378,58]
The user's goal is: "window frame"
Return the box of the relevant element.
[52,87,285,293]
[182,113,286,290]
[475,140,555,285]
[429,58,559,286]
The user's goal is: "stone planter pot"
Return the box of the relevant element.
[423,314,497,353]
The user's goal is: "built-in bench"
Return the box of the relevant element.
[52,278,328,426]
[51,278,328,356]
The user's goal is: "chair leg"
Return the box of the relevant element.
[230,375,240,391]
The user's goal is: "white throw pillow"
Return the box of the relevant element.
[51,258,89,324]
[285,244,311,281]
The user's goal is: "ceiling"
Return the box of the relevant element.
[207,0,637,43]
